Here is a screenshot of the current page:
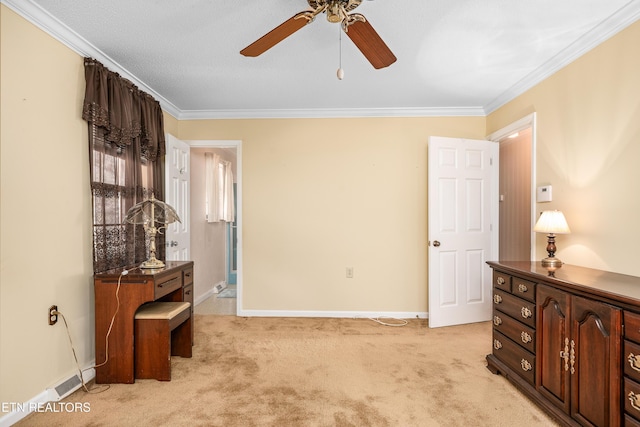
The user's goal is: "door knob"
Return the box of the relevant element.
[433,240,441,247]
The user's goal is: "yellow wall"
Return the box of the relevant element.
[177,117,485,313]
[1,5,93,404]
[2,0,639,414]
[487,19,640,276]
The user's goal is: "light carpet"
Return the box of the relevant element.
[16,315,558,426]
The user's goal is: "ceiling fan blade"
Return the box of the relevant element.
[240,13,312,57]
[344,19,396,69]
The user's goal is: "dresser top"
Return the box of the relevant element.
[95,260,193,279]
[488,261,640,307]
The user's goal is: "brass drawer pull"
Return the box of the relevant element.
[493,316,502,326]
[518,283,528,293]
[520,359,532,372]
[630,391,640,412]
[493,339,503,350]
[493,294,503,304]
[560,338,570,371]
[497,277,506,285]
[629,353,640,372]
[521,307,533,319]
[521,331,532,344]
[569,339,576,374]
[158,277,180,288]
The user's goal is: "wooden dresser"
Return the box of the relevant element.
[94,260,194,384]
[487,261,640,427]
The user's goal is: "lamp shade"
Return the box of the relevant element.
[124,194,181,269]
[533,210,571,234]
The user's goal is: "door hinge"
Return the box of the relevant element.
[490,157,493,166]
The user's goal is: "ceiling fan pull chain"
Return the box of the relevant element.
[337,25,344,80]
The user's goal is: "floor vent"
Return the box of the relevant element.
[213,282,227,294]
[53,375,81,400]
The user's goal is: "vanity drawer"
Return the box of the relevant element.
[154,270,183,300]
[183,267,194,286]
[492,330,535,385]
[493,310,535,353]
[493,289,536,328]
[626,311,640,344]
[493,271,511,293]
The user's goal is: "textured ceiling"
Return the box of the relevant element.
[7,0,640,118]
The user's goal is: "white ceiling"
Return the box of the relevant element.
[7,0,640,119]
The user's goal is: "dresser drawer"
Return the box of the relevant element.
[626,340,640,383]
[625,414,640,427]
[493,289,536,328]
[154,270,183,300]
[626,311,640,344]
[511,277,536,302]
[492,330,535,385]
[493,310,535,353]
[625,377,640,422]
[493,271,511,293]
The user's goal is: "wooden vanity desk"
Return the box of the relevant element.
[94,260,194,384]
[486,260,640,427]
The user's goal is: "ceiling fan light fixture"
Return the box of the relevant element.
[326,2,343,23]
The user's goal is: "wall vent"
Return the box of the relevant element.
[52,375,81,400]
[213,282,227,294]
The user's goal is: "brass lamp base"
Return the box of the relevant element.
[541,257,563,268]
[140,257,165,269]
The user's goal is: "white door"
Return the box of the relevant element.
[428,136,498,328]
[165,133,190,261]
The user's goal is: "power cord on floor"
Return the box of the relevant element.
[368,317,408,327]
[55,309,109,394]
[54,269,131,395]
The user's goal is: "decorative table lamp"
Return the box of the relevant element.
[533,210,571,268]
[124,194,181,269]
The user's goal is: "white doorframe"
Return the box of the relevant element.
[187,140,243,315]
[486,113,537,261]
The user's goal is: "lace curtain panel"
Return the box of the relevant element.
[83,58,166,273]
[205,152,235,223]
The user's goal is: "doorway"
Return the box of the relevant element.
[487,113,537,261]
[188,140,242,315]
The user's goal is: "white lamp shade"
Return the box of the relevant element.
[534,210,571,234]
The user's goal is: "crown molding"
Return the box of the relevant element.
[484,1,640,114]
[176,106,486,120]
[1,0,183,118]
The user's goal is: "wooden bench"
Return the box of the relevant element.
[134,301,192,381]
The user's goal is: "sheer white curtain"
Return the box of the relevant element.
[205,152,235,222]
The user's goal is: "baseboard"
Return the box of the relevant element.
[0,366,95,427]
[236,309,429,319]
[194,287,216,306]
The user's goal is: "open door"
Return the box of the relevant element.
[428,137,498,328]
[165,133,190,261]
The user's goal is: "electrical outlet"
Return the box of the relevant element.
[346,267,354,278]
[49,305,58,325]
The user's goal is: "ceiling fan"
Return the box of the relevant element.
[240,0,397,69]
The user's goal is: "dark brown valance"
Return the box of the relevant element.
[82,57,165,160]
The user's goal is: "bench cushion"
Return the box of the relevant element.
[135,302,191,320]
